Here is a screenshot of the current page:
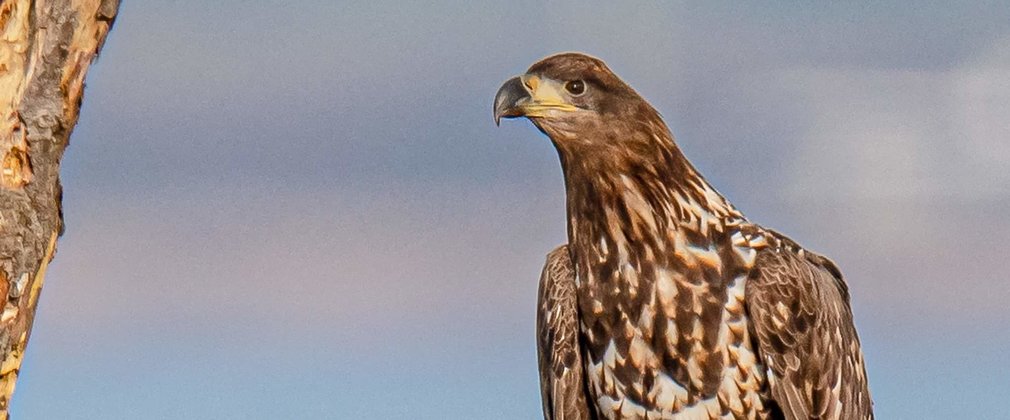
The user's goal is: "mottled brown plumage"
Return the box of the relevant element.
[495,53,872,420]
[538,246,593,420]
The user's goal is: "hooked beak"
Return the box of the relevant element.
[493,75,579,126]
[493,76,530,126]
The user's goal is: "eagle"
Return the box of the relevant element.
[493,53,872,420]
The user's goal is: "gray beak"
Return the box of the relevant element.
[493,76,531,126]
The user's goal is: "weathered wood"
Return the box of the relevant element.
[0,0,117,416]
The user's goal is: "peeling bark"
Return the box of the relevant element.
[0,0,117,417]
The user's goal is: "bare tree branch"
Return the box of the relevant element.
[0,0,118,416]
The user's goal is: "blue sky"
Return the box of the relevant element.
[11,1,1010,418]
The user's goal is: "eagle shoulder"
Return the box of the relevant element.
[537,245,592,420]
[744,231,873,420]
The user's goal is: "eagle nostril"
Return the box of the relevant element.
[524,75,540,92]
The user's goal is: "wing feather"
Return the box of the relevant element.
[746,244,873,420]
[537,245,592,420]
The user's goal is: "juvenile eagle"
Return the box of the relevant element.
[494,53,872,420]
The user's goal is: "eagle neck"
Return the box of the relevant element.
[555,130,743,273]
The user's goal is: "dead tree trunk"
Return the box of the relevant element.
[0,0,117,416]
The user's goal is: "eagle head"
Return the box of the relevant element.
[493,53,664,146]
[494,52,677,175]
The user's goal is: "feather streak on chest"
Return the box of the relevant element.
[576,224,771,419]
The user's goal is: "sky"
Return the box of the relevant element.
[11,1,1010,418]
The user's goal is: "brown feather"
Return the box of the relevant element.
[745,232,874,420]
[538,246,594,420]
[504,53,872,419]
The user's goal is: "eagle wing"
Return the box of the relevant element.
[745,242,873,420]
[536,245,592,420]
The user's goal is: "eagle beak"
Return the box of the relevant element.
[494,75,580,126]
[494,76,531,126]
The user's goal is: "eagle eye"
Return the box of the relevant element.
[564,80,586,96]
